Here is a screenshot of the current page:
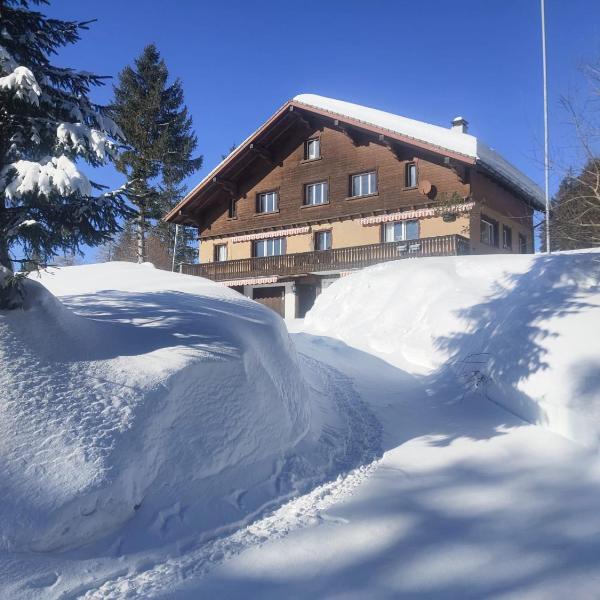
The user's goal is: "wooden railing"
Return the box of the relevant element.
[181,234,470,282]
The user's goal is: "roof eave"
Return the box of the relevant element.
[476,159,545,212]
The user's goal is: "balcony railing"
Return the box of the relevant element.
[181,234,470,282]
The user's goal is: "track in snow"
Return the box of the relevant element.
[66,356,383,599]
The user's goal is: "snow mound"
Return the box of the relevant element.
[305,250,600,447]
[0,263,312,552]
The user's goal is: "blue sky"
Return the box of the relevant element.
[47,0,599,259]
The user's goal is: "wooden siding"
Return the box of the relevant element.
[469,171,534,254]
[200,120,471,239]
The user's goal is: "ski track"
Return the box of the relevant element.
[64,354,383,599]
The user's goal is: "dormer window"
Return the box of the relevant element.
[305,138,320,160]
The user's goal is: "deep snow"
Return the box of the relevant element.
[1,250,599,599]
[0,262,380,598]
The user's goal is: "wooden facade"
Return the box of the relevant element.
[166,97,540,317]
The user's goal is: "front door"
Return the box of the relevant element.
[252,286,285,317]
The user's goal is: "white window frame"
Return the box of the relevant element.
[305,181,328,205]
[351,171,377,197]
[405,162,417,188]
[502,225,512,249]
[314,230,332,251]
[305,138,320,160]
[383,220,419,242]
[519,233,528,254]
[257,191,278,213]
[481,218,495,246]
[254,237,285,257]
[214,244,228,262]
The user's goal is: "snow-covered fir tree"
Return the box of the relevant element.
[112,44,202,264]
[0,0,134,307]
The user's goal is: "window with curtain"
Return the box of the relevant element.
[305,138,320,160]
[314,230,332,250]
[214,244,227,262]
[253,237,285,257]
[257,191,278,213]
[351,171,377,197]
[304,181,328,205]
[405,162,417,188]
[383,220,419,242]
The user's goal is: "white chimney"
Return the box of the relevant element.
[451,116,468,134]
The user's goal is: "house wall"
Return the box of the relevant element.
[200,213,472,262]
[469,172,534,254]
[200,121,471,240]
[195,120,536,262]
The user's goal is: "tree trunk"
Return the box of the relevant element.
[136,208,145,264]
[0,236,12,272]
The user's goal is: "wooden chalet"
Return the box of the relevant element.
[165,94,544,318]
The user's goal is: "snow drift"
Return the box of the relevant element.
[0,263,312,552]
[305,250,600,447]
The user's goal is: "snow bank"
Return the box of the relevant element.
[0,263,311,552]
[305,250,600,447]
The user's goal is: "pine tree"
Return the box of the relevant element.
[0,0,134,307]
[111,44,202,263]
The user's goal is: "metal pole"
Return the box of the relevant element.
[541,0,551,253]
[171,224,179,272]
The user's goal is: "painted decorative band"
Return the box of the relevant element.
[231,226,310,243]
[223,276,278,287]
[359,202,474,226]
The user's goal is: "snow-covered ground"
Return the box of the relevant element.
[1,250,599,598]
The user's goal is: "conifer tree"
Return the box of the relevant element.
[111,44,201,263]
[0,0,133,307]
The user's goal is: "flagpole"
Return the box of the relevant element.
[172,224,179,272]
[541,0,551,253]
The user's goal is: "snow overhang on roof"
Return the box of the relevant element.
[165,94,544,223]
[293,94,545,211]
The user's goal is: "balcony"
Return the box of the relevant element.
[181,234,470,282]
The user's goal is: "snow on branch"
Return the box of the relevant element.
[57,122,116,161]
[0,66,42,105]
[1,156,92,199]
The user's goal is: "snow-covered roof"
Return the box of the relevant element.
[294,94,544,209]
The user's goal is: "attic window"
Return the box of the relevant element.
[228,197,236,218]
[305,138,320,160]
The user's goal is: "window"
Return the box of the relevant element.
[405,162,417,188]
[519,233,528,254]
[502,225,512,250]
[257,191,278,213]
[314,230,332,251]
[228,197,236,218]
[383,220,419,242]
[304,181,328,205]
[253,237,285,257]
[305,138,320,160]
[351,171,377,197]
[480,217,499,247]
[214,244,227,262]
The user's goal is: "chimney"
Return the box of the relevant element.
[451,116,468,134]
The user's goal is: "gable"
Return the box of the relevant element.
[199,122,471,238]
[165,95,544,225]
